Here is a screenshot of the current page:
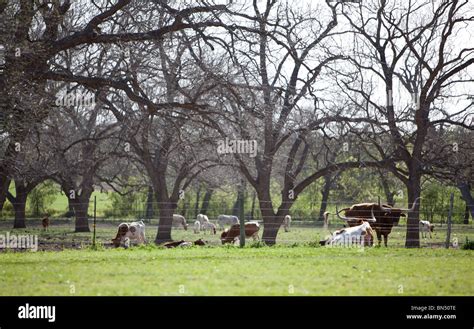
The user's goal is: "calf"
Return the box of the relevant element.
[202,221,217,235]
[283,215,291,232]
[322,221,375,247]
[419,220,434,238]
[217,215,239,230]
[193,221,201,234]
[221,222,260,244]
[173,214,188,230]
[112,220,146,247]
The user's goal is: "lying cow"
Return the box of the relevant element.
[321,210,376,247]
[419,220,434,238]
[163,239,207,248]
[221,222,260,244]
[217,214,239,230]
[173,214,188,230]
[283,215,291,232]
[112,220,146,247]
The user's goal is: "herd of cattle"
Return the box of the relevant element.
[111,198,435,248]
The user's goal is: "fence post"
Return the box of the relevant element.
[92,195,97,248]
[445,192,454,249]
[239,178,245,248]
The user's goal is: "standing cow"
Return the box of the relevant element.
[336,197,420,247]
[221,222,260,244]
[172,214,188,230]
[217,215,239,230]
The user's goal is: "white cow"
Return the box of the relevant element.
[217,215,239,230]
[112,220,146,247]
[324,221,375,247]
[193,221,201,234]
[173,214,188,230]
[283,215,291,232]
[202,221,217,234]
[420,220,434,238]
[197,213,210,225]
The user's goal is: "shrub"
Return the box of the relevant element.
[462,237,474,250]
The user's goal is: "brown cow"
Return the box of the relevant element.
[42,215,50,231]
[336,198,420,247]
[221,222,260,244]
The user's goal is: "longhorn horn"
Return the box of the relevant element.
[398,197,421,212]
[366,208,377,222]
[336,204,361,222]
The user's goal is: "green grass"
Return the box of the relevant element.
[0,246,472,296]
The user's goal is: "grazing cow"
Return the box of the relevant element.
[112,220,146,247]
[420,220,434,238]
[202,221,217,234]
[221,222,260,244]
[217,215,239,230]
[193,221,201,234]
[173,214,188,230]
[42,215,49,231]
[336,197,420,247]
[283,215,291,232]
[197,213,210,225]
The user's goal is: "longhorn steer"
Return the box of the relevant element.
[336,198,420,247]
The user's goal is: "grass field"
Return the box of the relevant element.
[0,246,472,296]
[0,219,473,296]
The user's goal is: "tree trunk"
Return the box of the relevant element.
[73,197,91,232]
[250,192,256,220]
[155,204,174,244]
[0,175,10,214]
[405,176,421,248]
[12,193,27,229]
[145,186,154,220]
[260,208,282,246]
[458,182,473,223]
[200,188,213,215]
[379,171,395,206]
[318,173,332,221]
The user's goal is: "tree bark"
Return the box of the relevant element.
[155,204,174,244]
[145,186,154,220]
[0,175,10,213]
[458,182,473,223]
[405,175,421,248]
[72,195,92,232]
[200,188,213,215]
[250,191,256,220]
[318,173,332,222]
[12,190,28,229]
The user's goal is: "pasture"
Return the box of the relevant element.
[0,220,473,296]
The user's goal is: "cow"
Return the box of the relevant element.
[283,215,291,232]
[336,197,420,247]
[197,213,210,225]
[221,222,260,244]
[173,214,188,230]
[112,220,146,247]
[42,215,50,231]
[202,221,217,234]
[322,221,375,247]
[217,215,239,230]
[419,220,434,238]
[193,221,201,234]
[163,239,207,248]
